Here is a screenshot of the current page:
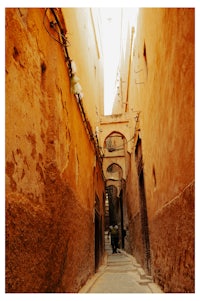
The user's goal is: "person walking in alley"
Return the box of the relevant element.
[109,224,119,253]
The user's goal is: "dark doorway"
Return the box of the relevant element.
[135,138,151,274]
[139,169,151,274]
[95,210,100,272]
[120,189,125,249]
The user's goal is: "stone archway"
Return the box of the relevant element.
[102,131,127,181]
[107,163,123,180]
[98,114,134,154]
[104,131,126,154]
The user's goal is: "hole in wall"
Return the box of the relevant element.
[41,62,47,74]
[152,165,157,188]
[143,41,148,75]
[13,47,19,61]
[143,42,146,60]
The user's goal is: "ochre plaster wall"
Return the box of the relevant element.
[125,8,194,292]
[6,8,105,293]
[61,8,104,129]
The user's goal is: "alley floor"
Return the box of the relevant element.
[79,234,163,293]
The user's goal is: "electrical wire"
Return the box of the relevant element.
[43,8,69,47]
[43,8,72,76]
[49,8,71,47]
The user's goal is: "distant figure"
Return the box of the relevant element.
[110,224,119,253]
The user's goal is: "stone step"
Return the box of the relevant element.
[138,267,146,279]
[106,267,138,273]
[137,279,153,285]
[148,282,163,293]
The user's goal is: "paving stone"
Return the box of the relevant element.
[79,241,163,293]
[88,271,152,293]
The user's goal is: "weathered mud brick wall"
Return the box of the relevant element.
[150,181,194,292]
[6,8,104,293]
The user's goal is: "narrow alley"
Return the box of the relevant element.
[79,233,163,293]
[5,7,194,294]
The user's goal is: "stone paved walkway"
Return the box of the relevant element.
[79,236,163,293]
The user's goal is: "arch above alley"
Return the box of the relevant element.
[98,113,136,154]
